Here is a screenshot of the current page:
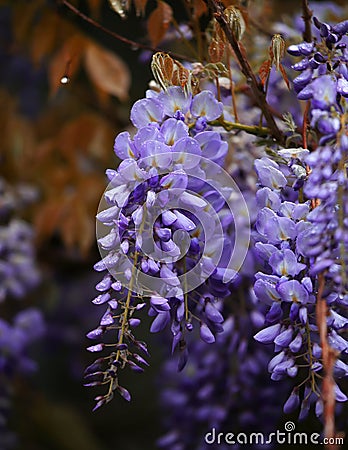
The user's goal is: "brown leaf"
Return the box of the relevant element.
[30,12,61,65]
[59,176,104,254]
[12,0,43,45]
[93,86,111,108]
[59,195,80,250]
[162,54,174,81]
[133,0,148,16]
[279,64,290,90]
[192,0,207,19]
[151,52,174,89]
[172,62,190,89]
[49,34,86,95]
[258,59,271,86]
[84,43,131,101]
[78,174,106,208]
[57,113,113,162]
[147,1,173,47]
[62,203,94,256]
[214,21,225,44]
[209,39,225,63]
[34,198,67,242]
[1,102,36,173]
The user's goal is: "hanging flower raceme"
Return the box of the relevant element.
[251,14,348,421]
[157,284,289,450]
[0,178,40,302]
[253,146,348,418]
[86,86,250,409]
[0,177,44,447]
[0,178,44,372]
[288,17,348,108]
[294,26,348,302]
[292,12,348,401]
[0,308,45,376]
[0,179,44,368]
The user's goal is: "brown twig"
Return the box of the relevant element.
[302,0,313,43]
[56,0,193,62]
[316,273,340,450]
[202,0,284,145]
[226,49,239,122]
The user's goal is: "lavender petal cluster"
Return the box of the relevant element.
[291,13,348,409]
[0,178,40,301]
[251,14,348,419]
[289,16,348,300]
[157,286,288,450]
[0,177,44,375]
[0,308,45,376]
[86,86,251,408]
[0,308,45,450]
[0,178,44,448]
[288,17,348,137]
[252,148,348,418]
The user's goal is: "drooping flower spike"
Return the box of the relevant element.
[86,86,250,409]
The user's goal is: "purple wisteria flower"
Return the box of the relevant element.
[0,308,45,375]
[86,86,250,409]
[0,307,45,450]
[84,6,348,438]
[288,12,348,360]
[0,178,40,302]
[250,14,348,420]
[0,178,44,448]
[252,139,348,417]
[158,287,289,450]
[288,16,348,131]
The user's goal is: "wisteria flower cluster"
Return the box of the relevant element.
[253,149,348,418]
[86,2,348,447]
[0,307,45,450]
[0,177,44,448]
[0,178,40,301]
[250,11,348,427]
[158,284,289,450]
[86,85,251,408]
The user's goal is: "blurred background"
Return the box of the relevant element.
[0,0,346,449]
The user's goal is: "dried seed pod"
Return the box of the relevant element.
[271,34,286,71]
[151,52,174,90]
[224,6,246,41]
[151,53,195,94]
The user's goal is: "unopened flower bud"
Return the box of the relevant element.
[271,34,286,71]
[224,6,246,41]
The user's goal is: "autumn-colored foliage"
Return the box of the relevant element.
[1,0,133,256]
[147,1,173,47]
